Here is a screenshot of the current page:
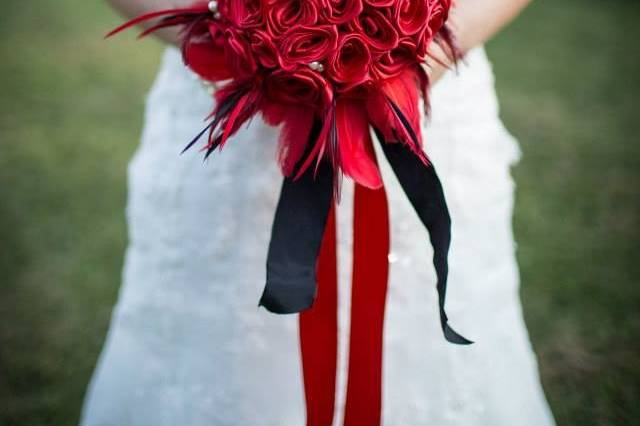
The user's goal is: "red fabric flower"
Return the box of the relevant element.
[427,0,449,33]
[320,0,364,24]
[363,0,395,7]
[265,0,320,37]
[351,7,399,52]
[328,34,372,91]
[224,28,258,79]
[279,25,339,71]
[248,29,280,69]
[226,0,263,28]
[394,0,433,36]
[249,30,280,68]
[265,68,333,108]
[372,37,418,80]
[416,1,449,57]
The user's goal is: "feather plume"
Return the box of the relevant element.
[105,6,208,38]
[432,24,463,68]
[384,95,428,165]
[181,122,214,155]
[137,15,193,38]
[335,99,382,190]
[367,69,428,164]
[219,92,250,149]
[278,108,315,177]
[293,106,333,182]
[414,64,431,116]
[180,85,255,157]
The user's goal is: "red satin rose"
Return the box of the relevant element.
[351,7,399,52]
[265,0,320,37]
[394,0,432,35]
[328,34,372,91]
[224,28,258,80]
[416,1,449,57]
[363,0,395,6]
[438,0,452,11]
[248,29,280,69]
[226,0,263,28]
[265,68,333,108]
[320,0,364,24]
[279,25,339,71]
[429,1,450,34]
[372,37,418,80]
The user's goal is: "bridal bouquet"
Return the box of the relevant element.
[110,0,471,345]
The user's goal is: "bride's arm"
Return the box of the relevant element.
[429,0,534,81]
[105,0,192,45]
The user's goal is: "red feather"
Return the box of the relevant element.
[382,70,422,145]
[367,69,428,163]
[278,108,315,177]
[137,16,192,38]
[219,92,251,149]
[433,24,463,67]
[336,99,382,189]
[414,64,431,116]
[184,39,232,83]
[105,6,208,38]
[293,106,333,181]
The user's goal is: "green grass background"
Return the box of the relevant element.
[1,0,639,425]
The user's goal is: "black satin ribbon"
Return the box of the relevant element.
[375,129,472,345]
[260,123,334,313]
[259,123,471,344]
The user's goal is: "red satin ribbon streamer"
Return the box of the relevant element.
[343,179,390,426]
[299,202,339,426]
[299,136,390,426]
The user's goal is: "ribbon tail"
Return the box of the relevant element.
[344,175,390,425]
[375,129,473,345]
[260,122,334,313]
[299,203,338,426]
[443,318,472,345]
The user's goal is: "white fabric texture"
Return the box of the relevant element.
[80,46,556,426]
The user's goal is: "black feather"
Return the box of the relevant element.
[181,121,214,154]
[180,89,246,155]
[385,95,421,153]
[204,135,223,160]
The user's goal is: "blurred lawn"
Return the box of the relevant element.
[0,0,638,425]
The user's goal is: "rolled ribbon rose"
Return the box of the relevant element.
[264,67,333,108]
[351,6,399,52]
[278,25,339,72]
[394,0,432,35]
[224,27,257,79]
[266,0,320,36]
[320,0,364,24]
[328,33,372,92]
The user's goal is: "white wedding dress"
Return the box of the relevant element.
[80,46,556,426]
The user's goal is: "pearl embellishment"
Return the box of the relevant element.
[309,61,324,72]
